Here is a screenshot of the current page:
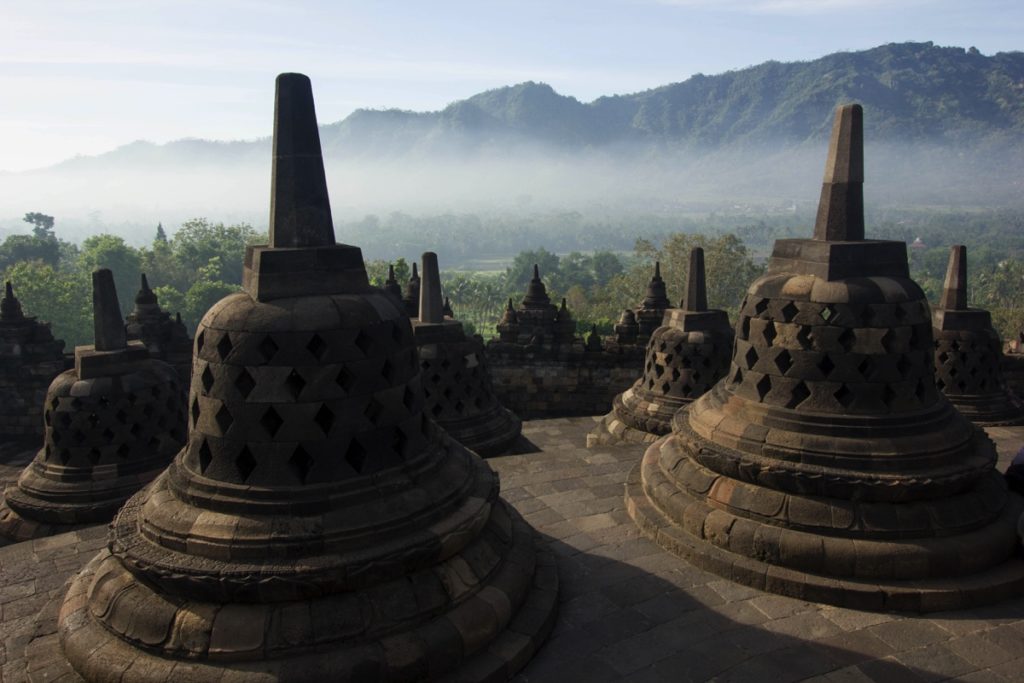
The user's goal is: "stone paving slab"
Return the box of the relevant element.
[1,417,1024,682]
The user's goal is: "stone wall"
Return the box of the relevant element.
[486,341,645,418]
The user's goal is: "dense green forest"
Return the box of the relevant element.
[3,210,1023,348]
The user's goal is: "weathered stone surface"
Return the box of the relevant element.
[932,246,1023,425]
[0,271,184,545]
[625,103,1024,611]
[590,247,733,447]
[58,72,555,682]
[414,253,521,457]
[0,281,66,443]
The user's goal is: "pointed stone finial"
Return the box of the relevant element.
[412,263,419,281]
[940,245,968,311]
[523,264,551,308]
[175,312,182,324]
[135,273,158,306]
[443,296,454,318]
[813,103,864,242]
[655,262,662,279]
[1,281,24,321]
[684,247,708,312]
[92,269,127,351]
[642,260,670,309]
[533,264,540,280]
[268,73,335,249]
[418,252,444,324]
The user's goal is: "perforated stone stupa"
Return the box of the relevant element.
[0,269,184,544]
[413,252,522,456]
[590,247,732,446]
[402,261,420,317]
[0,281,65,445]
[125,273,192,383]
[59,73,556,682]
[932,245,1023,425]
[635,261,672,339]
[625,104,1024,612]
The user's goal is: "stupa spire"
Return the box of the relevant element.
[940,245,968,311]
[92,269,126,351]
[268,73,335,248]
[641,260,670,309]
[813,103,864,242]
[683,247,708,312]
[134,272,158,306]
[418,251,444,323]
[1,281,24,321]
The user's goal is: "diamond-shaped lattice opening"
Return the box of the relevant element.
[198,440,212,473]
[957,379,967,392]
[753,299,769,316]
[744,347,759,370]
[951,340,961,352]
[285,369,306,400]
[87,412,100,428]
[817,354,835,377]
[440,358,451,371]
[234,368,256,398]
[259,407,283,437]
[431,403,444,417]
[796,326,813,350]
[195,330,205,353]
[216,334,233,360]
[355,330,373,356]
[392,429,408,457]
[314,404,334,435]
[896,354,912,378]
[117,443,131,459]
[191,398,200,424]
[336,366,355,392]
[50,397,60,410]
[893,304,907,322]
[654,364,665,378]
[785,381,811,409]
[740,317,751,340]
[755,375,772,401]
[345,440,367,473]
[201,365,215,392]
[882,384,897,410]
[58,412,72,427]
[936,377,946,391]
[780,301,799,323]
[381,359,395,382]
[306,334,327,361]
[102,427,114,440]
[762,323,777,346]
[142,404,155,418]
[364,398,384,425]
[858,356,875,380]
[838,328,856,351]
[671,368,681,382]
[731,366,744,384]
[880,329,896,354]
[57,449,71,465]
[820,305,836,323]
[87,448,102,465]
[288,446,314,484]
[235,446,257,481]
[773,349,793,375]
[72,429,86,443]
[258,335,279,362]
[131,423,141,436]
[215,405,233,434]
[403,386,418,411]
[938,351,949,364]
[949,366,959,378]
[834,384,855,408]
[454,400,465,414]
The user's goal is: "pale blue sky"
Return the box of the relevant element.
[1,0,1021,172]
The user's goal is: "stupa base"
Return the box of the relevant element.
[586,412,662,448]
[949,392,1024,427]
[59,501,558,683]
[625,450,1024,613]
[443,408,523,458]
[0,501,97,546]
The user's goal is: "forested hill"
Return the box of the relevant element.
[327,41,1024,154]
[40,41,1024,170]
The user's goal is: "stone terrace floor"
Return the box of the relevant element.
[2,417,1024,682]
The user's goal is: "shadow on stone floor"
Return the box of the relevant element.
[505,434,543,456]
[513,533,1020,683]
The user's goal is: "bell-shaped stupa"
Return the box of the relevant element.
[59,73,556,681]
[414,252,522,456]
[932,245,1023,424]
[125,273,192,383]
[383,263,402,303]
[590,247,733,446]
[0,281,65,444]
[625,104,1024,612]
[0,269,184,543]
[636,261,672,339]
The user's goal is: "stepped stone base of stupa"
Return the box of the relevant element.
[625,426,1024,613]
[587,389,684,448]
[442,407,523,458]
[947,391,1024,427]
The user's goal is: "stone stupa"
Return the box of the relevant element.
[0,281,65,446]
[383,262,402,304]
[401,261,420,317]
[635,261,672,339]
[414,252,522,457]
[0,269,185,543]
[59,73,556,682]
[625,103,1024,612]
[589,247,733,446]
[932,245,1023,425]
[125,272,192,383]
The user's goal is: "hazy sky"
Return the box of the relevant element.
[1,0,1021,172]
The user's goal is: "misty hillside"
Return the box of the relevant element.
[3,41,1023,237]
